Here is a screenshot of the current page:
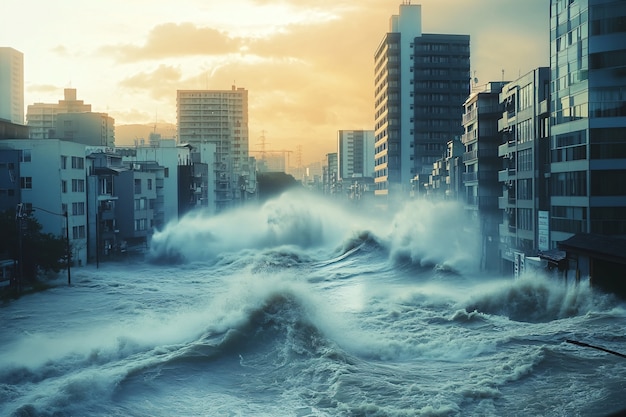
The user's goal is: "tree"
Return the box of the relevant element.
[0,209,68,282]
[256,172,300,202]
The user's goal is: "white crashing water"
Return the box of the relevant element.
[1,190,625,417]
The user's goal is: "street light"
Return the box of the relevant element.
[28,205,71,286]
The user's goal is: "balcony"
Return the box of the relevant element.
[461,129,478,145]
[463,149,478,163]
[463,171,478,182]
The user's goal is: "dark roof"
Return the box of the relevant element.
[538,249,566,263]
[558,233,626,264]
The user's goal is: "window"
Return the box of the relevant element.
[72,225,86,239]
[20,177,32,189]
[72,179,85,192]
[62,180,67,193]
[134,198,146,210]
[21,150,31,162]
[61,156,67,169]
[72,202,85,216]
[164,168,169,178]
[134,218,147,231]
[71,156,84,169]
[147,179,153,190]
[134,179,141,194]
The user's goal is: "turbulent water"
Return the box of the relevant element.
[1,191,625,417]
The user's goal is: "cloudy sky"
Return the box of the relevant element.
[2,0,548,164]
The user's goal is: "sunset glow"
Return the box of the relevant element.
[2,0,548,164]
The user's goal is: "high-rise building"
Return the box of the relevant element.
[373,4,470,200]
[26,88,92,139]
[497,68,551,275]
[462,82,508,272]
[177,86,250,211]
[0,47,24,125]
[337,130,375,181]
[549,0,626,245]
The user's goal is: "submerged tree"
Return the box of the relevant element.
[257,172,300,202]
[0,209,68,282]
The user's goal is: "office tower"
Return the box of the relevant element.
[373,3,470,200]
[549,0,626,245]
[0,47,24,124]
[337,130,375,181]
[26,88,92,139]
[497,68,551,275]
[177,86,250,211]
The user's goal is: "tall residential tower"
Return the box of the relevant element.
[373,4,470,200]
[177,86,251,211]
[0,47,24,125]
[549,0,626,245]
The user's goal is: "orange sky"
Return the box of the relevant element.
[2,0,548,165]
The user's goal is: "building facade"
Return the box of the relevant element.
[498,68,551,274]
[549,0,626,245]
[177,86,250,212]
[26,88,92,140]
[462,82,508,272]
[56,112,115,147]
[0,139,88,266]
[337,130,375,181]
[373,4,470,200]
[0,47,24,125]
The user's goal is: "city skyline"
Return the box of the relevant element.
[2,0,548,164]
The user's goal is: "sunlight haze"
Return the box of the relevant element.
[2,0,548,164]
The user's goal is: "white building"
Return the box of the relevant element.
[0,139,88,266]
[337,130,375,181]
[177,86,250,211]
[0,47,24,125]
[118,137,190,227]
[26,88,92,139]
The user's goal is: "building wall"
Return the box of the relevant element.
[114,169,157,248]
[27,88,92,139]
[549,0,626,246]
[0,47,24,125]
[0,149,21,212]
[462,82,508,272]
[177,87,249,211]
[0,139,88,266]
[338,130,375,181]
[498,68,551,270]
[120,139,182,227]
[56,112,115,147]
[373,4,469,200]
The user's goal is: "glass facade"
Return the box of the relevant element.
[549,0,626,243]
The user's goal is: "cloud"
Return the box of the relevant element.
[26,83,61,95]
[118,64,183,99]
[102,22,243,62]
[100,0,547,163]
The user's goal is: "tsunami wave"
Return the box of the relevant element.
[149,190,482,275]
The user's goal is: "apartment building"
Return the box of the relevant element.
[0,47,24,125]
[56,112,115,147]
[26,88,92,139]
[0,139,88,266]
[549,0,626,245]
[373,3,470,200]
[462,82,508,271]
[497,68,551,275]
[177,86,251,212]
[338,130,375,181]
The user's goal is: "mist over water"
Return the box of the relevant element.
[1,190,625,417]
